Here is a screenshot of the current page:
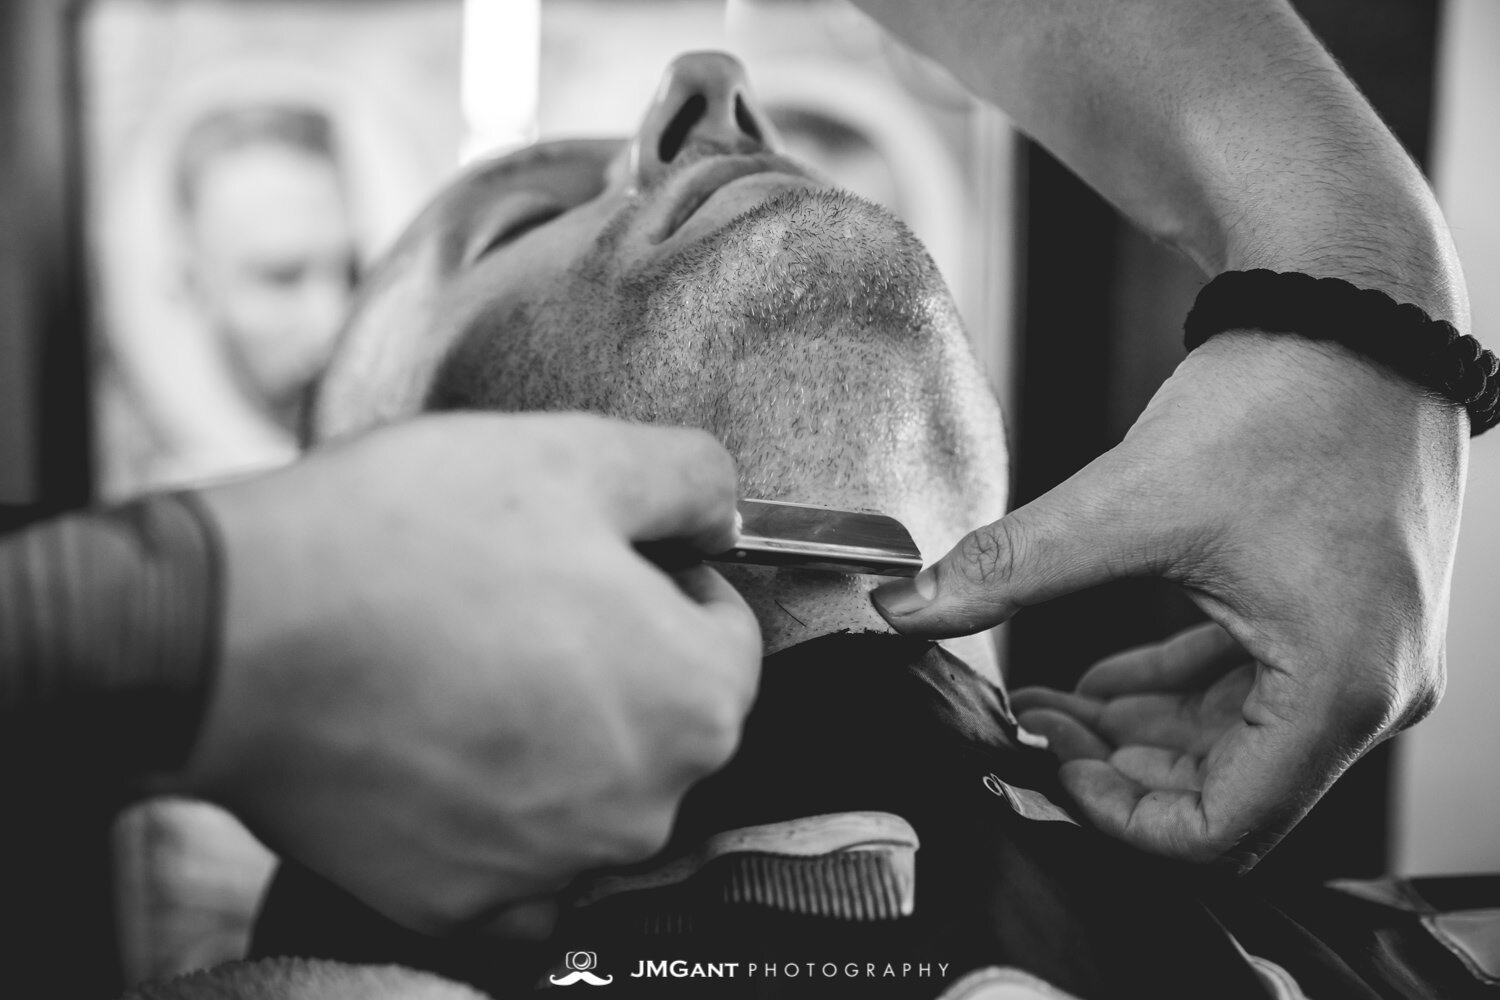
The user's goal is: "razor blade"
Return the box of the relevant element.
[638,499,923,577]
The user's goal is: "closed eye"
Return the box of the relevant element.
[471,207,565,263]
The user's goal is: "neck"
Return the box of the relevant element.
[716,565,1000,683]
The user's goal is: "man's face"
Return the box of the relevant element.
[186,142,357,407]
[319,52,1006,560]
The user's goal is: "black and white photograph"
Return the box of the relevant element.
[1,1,1497,998]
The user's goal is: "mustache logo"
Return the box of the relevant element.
[550,951,614,986]
[548,970,615,986]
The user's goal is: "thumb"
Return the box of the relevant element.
[872,460,1164,637]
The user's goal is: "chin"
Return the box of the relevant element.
[643,187,951,338]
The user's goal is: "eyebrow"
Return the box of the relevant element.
[430,140,619,235]
[463,139,624,191]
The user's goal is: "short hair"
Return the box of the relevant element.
[174,104,341,218]
[121,957,488,1000]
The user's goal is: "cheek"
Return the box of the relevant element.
[427,274,621,416]
[429,199,697,417]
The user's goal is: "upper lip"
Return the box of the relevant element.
[647,154,811,243]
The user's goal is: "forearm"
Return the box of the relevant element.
[0,493,220,774]
[854,0,1467,325]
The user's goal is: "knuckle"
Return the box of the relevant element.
[1398,656,1446,731]
[718,612,764,670]
[616,810,675,863]
[635,817,676,860]
[674,430,738,499]
[683,457,735,511]
[706,708,748,768]
[1338,680,1403,743]
[659,662,749,773]
[1402,682,1442,730]
[1342,625,1448,739]
[730,647,764,711]
[688,688,748,769]
[952,521,1016,589]
[700,618,762,697]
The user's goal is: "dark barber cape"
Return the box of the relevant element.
[252,633,1499,998]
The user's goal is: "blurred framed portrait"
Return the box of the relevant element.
[80,0,465,500]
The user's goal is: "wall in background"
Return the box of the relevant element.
[83,0,464,499]
[1394,0,1500,876]
[0,1,35,505]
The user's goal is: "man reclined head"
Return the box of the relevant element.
[314,50,1008,678]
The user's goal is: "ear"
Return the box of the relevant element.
[311,239,460,444]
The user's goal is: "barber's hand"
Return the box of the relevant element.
[874,332,1464,869]
[174,412,761,933]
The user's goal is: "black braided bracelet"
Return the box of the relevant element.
[1183,269,1499,435]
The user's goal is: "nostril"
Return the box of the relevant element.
[658,94,707,163]
[734,95,763,144]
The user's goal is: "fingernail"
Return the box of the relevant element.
[872,567,937,618]
[1016,725,1051,751]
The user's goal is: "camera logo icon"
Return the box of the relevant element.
[549,950,613,986]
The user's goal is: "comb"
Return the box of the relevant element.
[639,499,924,577]
[568,811,918,935]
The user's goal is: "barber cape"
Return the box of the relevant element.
[253,633,1500,998]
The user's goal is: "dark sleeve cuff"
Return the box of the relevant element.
[0,492,223,775]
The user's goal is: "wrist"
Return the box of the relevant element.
[170,470,310,802]
[0,493,223,776]
[1183,271,1492,434]
[1184,330,1468,444]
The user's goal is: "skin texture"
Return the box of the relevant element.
[315,53,1009,676]
[859,0,1469,869]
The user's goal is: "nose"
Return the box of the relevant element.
[628,52,779,191]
